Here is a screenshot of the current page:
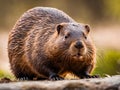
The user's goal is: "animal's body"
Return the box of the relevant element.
[8,7,97,80]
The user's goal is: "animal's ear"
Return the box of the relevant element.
[56,24,64,34]
[84,24,90,34]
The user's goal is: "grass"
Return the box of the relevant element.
[92,49,120,77]
[0,70,15,80]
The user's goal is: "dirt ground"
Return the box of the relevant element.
[0,25,120,72]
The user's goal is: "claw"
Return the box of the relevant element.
[86,74,100,78]
[49,74,64,81]
[80,74,100,79]
[93,74,100,78]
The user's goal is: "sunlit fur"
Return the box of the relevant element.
[8,7,96,80]
[45,26,96,77]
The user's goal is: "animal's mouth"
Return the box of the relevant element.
[72,52,83,59]
[75,52,82,56]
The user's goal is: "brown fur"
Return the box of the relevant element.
[8,7,97,80]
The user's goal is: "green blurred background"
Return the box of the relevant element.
[0,0,120,79]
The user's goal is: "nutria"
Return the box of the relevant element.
[8,7,98,80]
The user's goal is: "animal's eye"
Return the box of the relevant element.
[84,35,87,39]
[83,33,87,39]
[64,33,70,39]
[65,35,68,39]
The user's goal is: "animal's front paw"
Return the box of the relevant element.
[81,74,100,79]
[90,74,100,78]
[49,74,64,80]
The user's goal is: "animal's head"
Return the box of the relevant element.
[46,22,95,61]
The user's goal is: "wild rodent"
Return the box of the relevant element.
[8,7,98,80]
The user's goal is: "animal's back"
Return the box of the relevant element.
[8,7,75,79]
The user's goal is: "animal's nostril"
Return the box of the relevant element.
[74,41,84,49]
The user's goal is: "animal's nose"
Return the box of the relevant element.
[74,41,84,49]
